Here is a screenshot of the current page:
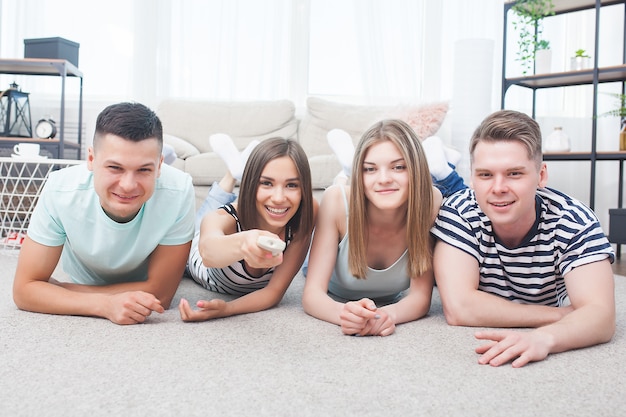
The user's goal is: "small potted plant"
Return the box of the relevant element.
[511,0,555,75]
[534,39,551,74]
[570,49,592,71]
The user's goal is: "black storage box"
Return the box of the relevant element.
[24,37,80,67]
[609,208,626,244]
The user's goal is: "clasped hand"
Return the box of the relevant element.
[339,298,395,336]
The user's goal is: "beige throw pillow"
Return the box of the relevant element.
[299,97,449,158]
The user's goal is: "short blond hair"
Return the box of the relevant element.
[470,110,543,169]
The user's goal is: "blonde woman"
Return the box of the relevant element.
[302,119,443,336]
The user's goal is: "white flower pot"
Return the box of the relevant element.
[534,49,552,74]
[570,56,592,71]
[544,127,570,152]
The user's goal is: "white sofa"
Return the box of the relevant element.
[157,97,449,202]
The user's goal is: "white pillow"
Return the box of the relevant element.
[163,133,200,160]
[157,99,298,153]
[298,97,449,158]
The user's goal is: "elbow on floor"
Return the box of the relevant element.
[442,306,472,327]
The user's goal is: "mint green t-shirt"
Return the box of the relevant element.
[27,163,195,285]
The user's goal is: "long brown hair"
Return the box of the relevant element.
[237,138,314,239]
[348,119,434,279]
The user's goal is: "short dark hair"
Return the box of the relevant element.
[93,102,163,149]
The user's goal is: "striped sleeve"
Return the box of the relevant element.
[543,188,614,275]
[431,188,483,261]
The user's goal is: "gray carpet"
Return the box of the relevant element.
[1,249,625,417]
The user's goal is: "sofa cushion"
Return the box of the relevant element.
[184,153,227,186]
[163,133,200,159]
[157,99,298,153]
[308,154,343,189]
[392,102,449,140]
[299,97,449,158]
[299,97,449,188]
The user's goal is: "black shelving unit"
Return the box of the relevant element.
[502,0,626,257]
[502,0,626,211]
[0,58,83,159]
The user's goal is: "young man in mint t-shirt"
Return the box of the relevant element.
[13,102,195,325]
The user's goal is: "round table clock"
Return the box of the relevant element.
[35,118,57,139]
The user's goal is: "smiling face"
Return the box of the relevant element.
[471,139,547,245]
[255,156,302,234]
[87,134,163,223]
[361,140,410,211]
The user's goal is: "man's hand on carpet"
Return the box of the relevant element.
[105,291,164,325]
[474,329,553,368]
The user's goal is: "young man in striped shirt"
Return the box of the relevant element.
[431,110,615,368]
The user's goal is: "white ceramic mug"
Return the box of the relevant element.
[13,143,41,157]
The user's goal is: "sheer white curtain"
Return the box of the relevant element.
[0,0,503,109]
[352,1,424,100]
[308,0,426,104]
[308,0,506,108]
[0,0,296,107]
[159,0,294,101]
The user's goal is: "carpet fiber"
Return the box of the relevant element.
[1,249,624,416]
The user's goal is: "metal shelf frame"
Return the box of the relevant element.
[0,58,83,159]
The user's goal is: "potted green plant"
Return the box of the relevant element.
[600,92,626,118]
[570,49,592,71]
[534,39,552,74]
[511,0,555,75]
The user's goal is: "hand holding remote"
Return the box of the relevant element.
[256,236,286,256]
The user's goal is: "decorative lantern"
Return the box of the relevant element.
[0,83,33,137]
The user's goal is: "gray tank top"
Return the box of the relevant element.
[327,186,410,304]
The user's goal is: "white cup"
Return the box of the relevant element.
[13,143,41,157]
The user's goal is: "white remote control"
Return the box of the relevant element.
[257,236,286,256]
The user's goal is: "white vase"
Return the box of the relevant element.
[534,49,552,74]
[544,127,570,152]
[570,56,592,71]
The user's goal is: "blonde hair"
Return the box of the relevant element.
[348,119,434,279]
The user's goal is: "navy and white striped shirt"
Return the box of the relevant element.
[431,187,614,306]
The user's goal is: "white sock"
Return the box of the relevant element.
[327,129,355,177]
[210,133,244,181]
[162,143,177,165]
[241,140,260,170]
[422,136,453,180]
[443,146,461,168]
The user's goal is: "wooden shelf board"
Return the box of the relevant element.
[506,65,626,89]
[544,151,626,160]
[0,137,80,148]
[0,58,82,78]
